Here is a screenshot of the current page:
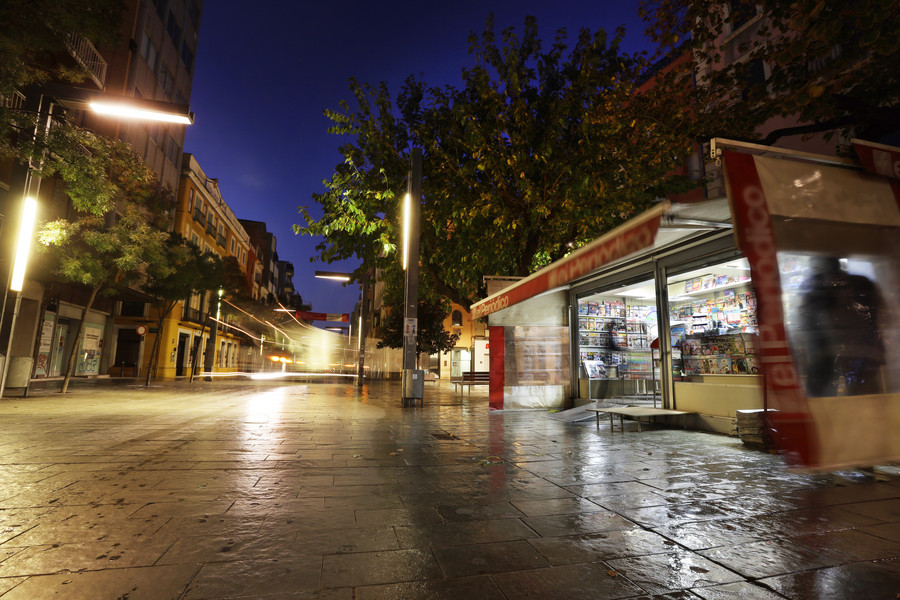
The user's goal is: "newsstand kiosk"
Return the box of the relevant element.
[472,138,900,470]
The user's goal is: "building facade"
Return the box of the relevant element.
[2,0,204,387]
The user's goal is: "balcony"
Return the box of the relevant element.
[181,306,204,325]
[66,33,107,89]
[217,233,226,247]
[1,90,25,110]
[193,207,205,226]
[206,222,216,236]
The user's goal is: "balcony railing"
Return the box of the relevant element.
[181,306,205,324]
[1,90,25,110]
[217,233,226,247]
[66,33,107,89]
[205,222,216,236]
[193,207,205,226]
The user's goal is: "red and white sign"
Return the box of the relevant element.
[852,138,900,181]
[296,311,349,322]
[470,204,667,320]
[723,148,900,468]
[136,325,147,336]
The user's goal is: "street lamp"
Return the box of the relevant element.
[400,148,423,407]
[315,270,366,387]
[0,197,39,397]
[0,85,193,396]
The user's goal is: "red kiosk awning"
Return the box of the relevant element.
[470,203,669,320]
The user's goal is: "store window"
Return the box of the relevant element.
[666,258,759,379]
[577,278,658,404]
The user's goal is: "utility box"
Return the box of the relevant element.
[402,369,424,406]
[6,357,33,396]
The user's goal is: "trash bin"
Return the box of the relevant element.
[402,369,425,406]
[6,356,33,396]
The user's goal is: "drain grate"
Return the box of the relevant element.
[431,432,459,440]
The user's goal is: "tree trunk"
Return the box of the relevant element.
[60,285,100,394]
[188,299,212,383]
[144,300,176,388]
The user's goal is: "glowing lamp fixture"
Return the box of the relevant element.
[314,271,351,282]
[402,192,411,270]
[10,197,38,292]
[88,100,193,124]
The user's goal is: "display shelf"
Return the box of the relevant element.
[680,332,759,375]
[673,279,752,299]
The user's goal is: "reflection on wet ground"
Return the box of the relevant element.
[0,378,896,598]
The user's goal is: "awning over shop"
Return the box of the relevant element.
[471,203,670,320]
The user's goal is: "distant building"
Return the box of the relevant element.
[239,220,279,305]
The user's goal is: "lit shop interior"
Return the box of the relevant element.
[576,256,763,425]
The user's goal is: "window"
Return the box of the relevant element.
[166,11,181,45]
[230,238,236,254]
[187,188,194,213]
[181,41,194,73]
[152,0,166,20]
[158,61,174,95]
[728,1,758,33]
[452,310,462,326]
[140,32,158,71]
[666,258,759,380]
[165,134,180,164]
[187,0,200,28]
[120,301,146,317]
[740,59,768,101]
[191,233,199,246]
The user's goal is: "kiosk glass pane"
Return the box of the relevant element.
[577,278,658,404]
[666,258,760,379]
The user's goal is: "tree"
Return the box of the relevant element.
[299,16,697,313]
[37,126,171,393]
[375,268,460,357]
[377,298,461,359]
[638,0,900,144]
[142,235,225,387]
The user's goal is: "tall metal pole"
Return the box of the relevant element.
[0,92,50,397]
[357,273,367,387]
[401,148,422,406]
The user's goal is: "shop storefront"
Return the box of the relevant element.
[33,302,109,378]
[473,139,900,469]
[570,237,763,432]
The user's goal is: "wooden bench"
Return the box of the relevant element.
[423,371,439,385]
[586,405,694,432]
[451,371,490,393]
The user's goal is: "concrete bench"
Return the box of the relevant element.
[586,405,694,432]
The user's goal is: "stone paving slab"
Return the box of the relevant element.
[0,379,895,599]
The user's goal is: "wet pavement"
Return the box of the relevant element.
[0,378,896,599]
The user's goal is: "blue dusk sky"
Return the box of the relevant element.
[183,0,650,321]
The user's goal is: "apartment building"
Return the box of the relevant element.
[239,220,280,305]
[3,1,204,386]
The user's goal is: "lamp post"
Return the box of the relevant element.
[315,270,366,388]
[0,197,38,397]
[0,86,193,396]
[401,148,423,407]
